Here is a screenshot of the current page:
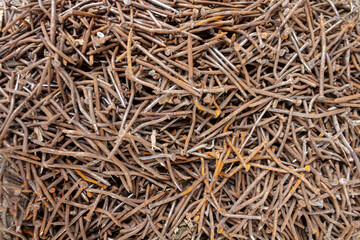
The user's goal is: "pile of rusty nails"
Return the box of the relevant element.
[1,0,360,239]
